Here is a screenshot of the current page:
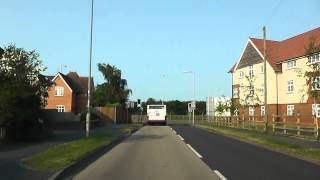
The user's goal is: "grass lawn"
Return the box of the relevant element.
[194,123,320,165]
[21,125,138,173]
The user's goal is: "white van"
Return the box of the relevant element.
[146,105,167,125]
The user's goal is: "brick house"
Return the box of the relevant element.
[229,27,320,123]
[45,72,94,114]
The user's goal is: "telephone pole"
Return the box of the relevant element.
[86,0,94,138]
[263,26,268,131]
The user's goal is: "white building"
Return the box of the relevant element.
[206,96,231,116]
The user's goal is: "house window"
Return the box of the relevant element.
[308,53,320,64]
[287,80,294,93]
[249,107,255,116]
[56,105,65,112]
[287,60,296,69]
[261,106,265,116]
[312,77,320,90]
[312,104,320,117]
[287,105,294,116]
[249,65,254,77]
[260,65,264,73]
[233,88,239,98]
[249,86,254,96]
[261,84,264,94]
[55,87,64,96]
[239,71,244,79]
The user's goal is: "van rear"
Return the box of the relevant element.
[147,105,167,125]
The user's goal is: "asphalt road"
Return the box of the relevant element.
[171,124,320,180]
[74,126,220,180]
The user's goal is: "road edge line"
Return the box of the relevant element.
[186,144,202,158]
[214,170,227,180]
[177,134,184,141]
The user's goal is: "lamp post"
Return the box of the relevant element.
[86,0,94,138]
[184,71,195,125]
[162,74,166,105]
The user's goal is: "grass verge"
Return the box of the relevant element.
[21,125,138,173]
[194,123,320,165]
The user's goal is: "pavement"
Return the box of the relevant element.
[171,124,320,180]
[0,125,120,180]
[74,126,221,180]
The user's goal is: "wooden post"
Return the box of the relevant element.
[283,115,287,135]
[242,115,245,129]
[314,116,319,139]
[297,115,300,136]
[272,114,275,133]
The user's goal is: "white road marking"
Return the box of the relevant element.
[177,134,184,141]
[186,144,202,158]
[214,170,227,180]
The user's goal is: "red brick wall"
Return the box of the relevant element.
[45,76,73,112]
[237,103,319,124]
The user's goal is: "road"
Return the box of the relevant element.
[74,126,221,180]
[171,124,320,180]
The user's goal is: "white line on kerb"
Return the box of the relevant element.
[186,144,202,158]
[177,134,184,141]
[214,170,227,180]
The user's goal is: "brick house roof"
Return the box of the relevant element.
[230,27,320,72]
[48,72,94,94]
[251,27,320,71]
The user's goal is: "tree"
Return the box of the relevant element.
[239,74,263,116]
[92,63,132,106]
[0,44,52,141]
[297,37,320,112]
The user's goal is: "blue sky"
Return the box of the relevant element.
[0,0,319,101]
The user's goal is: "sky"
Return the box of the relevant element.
[0,0,319,102]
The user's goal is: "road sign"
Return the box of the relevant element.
[188,103,192,113]
[191,101,196,109]
[137,99,141,108]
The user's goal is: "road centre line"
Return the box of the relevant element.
[177,134,184,141]
[213,170,227,180]
[186,144,202,158]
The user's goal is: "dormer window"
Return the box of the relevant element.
[55,87,64,96]
[287,60,296,69]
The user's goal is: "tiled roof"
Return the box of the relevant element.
[47,72,94,94]
[250,27,320,71]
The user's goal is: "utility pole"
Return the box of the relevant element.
[86,0,94,138]
[263,26,268,131]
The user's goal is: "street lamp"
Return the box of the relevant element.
[86,0,94,138]
[162,74,166,105]
[183,71,195,125]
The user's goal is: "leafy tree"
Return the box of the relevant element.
[0,45,52,141]
[239,74,263,115]
[92,63,132,106]
[295,37,320,114]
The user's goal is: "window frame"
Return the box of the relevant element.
[261,106,265,116]
[312,104,320,117]
[233,88,239,98]
[248,65,254,77]
[56,105,65,112]
[239,71,244,79]
[287,80,294,93]
[287,105,294,116]
[249,106,255,116]
[287,60,296,69]
[55,86,64,96]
